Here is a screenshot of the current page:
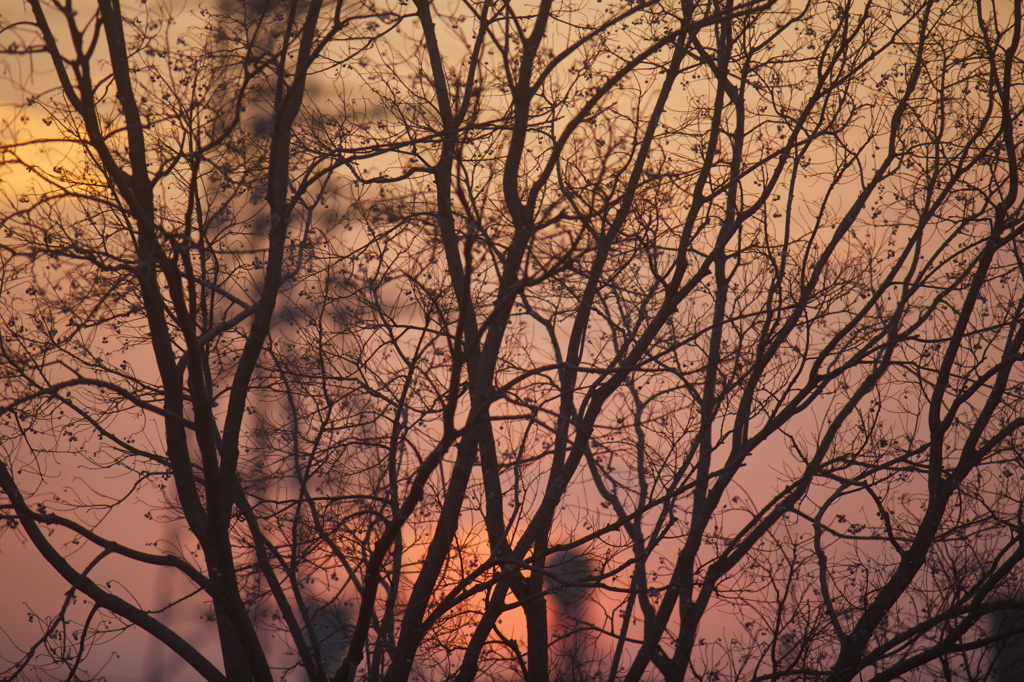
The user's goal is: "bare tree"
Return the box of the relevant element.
[2,0,1024,680]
